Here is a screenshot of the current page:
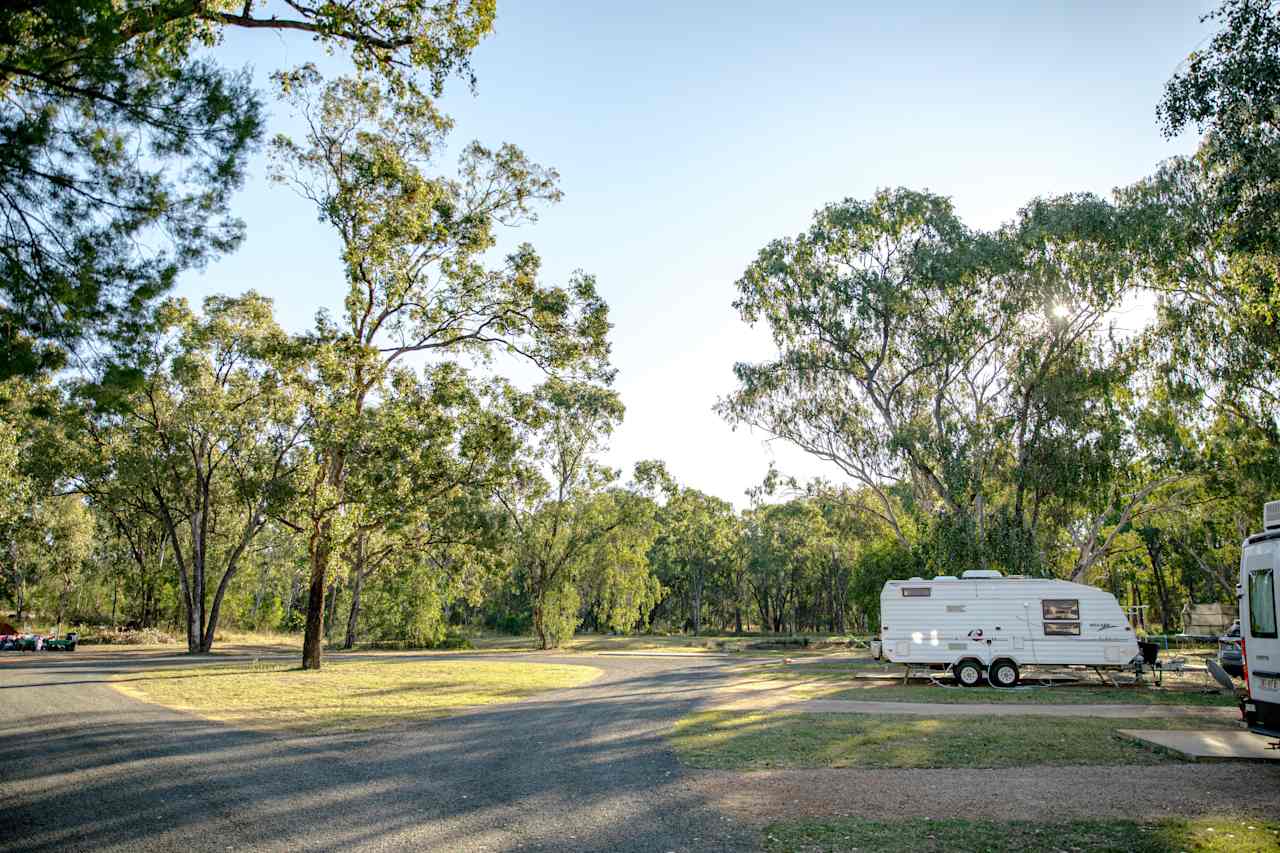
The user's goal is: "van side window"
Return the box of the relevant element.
[901,587,931,598]
[1041,599,1079,620]
[1042,598,1080,637]
[1249,569,1277,639]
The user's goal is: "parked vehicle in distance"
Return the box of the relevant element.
[1218,620,1243,678]
[1240,501,1280,738]
[876,570,1139,687]
[44,632,77,651]
[0,632,77,652]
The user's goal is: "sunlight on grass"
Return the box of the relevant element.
[669,710,1237,769]
[763,816,1280,853]
[113,659,601,733]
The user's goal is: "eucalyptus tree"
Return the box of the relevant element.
[576,491,665,635]
[718,188,1005,546]
[73,293,307,653]
[36,494,95,632]
[492,380,634,649]
[271,71,610,667]
[649,488,739,635]
[335,365,521,650]
[741,498,833,634]
[1160,0,1280,260]
[0,410,33,618]
[0,0,496,382]
[721,188,1157,579]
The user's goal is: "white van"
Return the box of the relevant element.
[1239,502,1280,738]
[876,570,1138,687]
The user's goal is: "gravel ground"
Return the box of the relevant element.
[2,650,1278,853]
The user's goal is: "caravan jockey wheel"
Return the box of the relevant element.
[954,659,984,687]
[989,660,1020,688]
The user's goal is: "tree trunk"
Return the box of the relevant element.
[690,567,703,635]
[532,594,548,650]
[344,563,364,650]
[1144,533,1173,635]
[302,449,347,670]
[302,530,330,670]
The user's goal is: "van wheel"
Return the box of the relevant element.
[954,659,983,687]
[989,660,1019,688]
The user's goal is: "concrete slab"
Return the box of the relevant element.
[1119,729,1280,761]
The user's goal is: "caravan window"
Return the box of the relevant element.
[1041,599,1079,620]
[901,587,931,598]
[1250,569,1278,639]
[1042,598,1080,637]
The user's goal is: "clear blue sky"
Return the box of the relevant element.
[187,1,1213,506]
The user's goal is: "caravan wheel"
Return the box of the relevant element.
[954,660,984,687]
[989,660,1019,688]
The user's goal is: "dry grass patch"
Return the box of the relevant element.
[669,710,1238,769]
[763,816,1280,853]
[113,659,600,733]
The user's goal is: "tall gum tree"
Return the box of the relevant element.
[73,293,306,653]
[270,71,611,669]
[493,380,650,649]
[720,188,1161,578]
[0,0,495,383]
[334,365,522,649]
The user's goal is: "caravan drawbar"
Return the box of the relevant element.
[875,570,1138,687]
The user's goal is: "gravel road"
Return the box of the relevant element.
[2,650,1277,853]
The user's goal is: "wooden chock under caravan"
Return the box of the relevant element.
[873,570,1139,687]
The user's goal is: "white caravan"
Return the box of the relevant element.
[876,570,1138,687]
[1239,501,1280,738]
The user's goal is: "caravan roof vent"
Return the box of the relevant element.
[961,570,1003,579]
[908,576,924,581]
[934,575,958,581]
[1265,500,1280,531]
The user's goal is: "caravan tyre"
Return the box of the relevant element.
[954,660,983,687]
[989,660,1019,688]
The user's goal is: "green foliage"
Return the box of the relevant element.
[722,186,1165,585]
[70,293,306,652]
[0,0,498,382]
[1160,0,1280,259]
[849,540,916,632]
[651,488,740,634]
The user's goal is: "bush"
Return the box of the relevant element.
[76,624,178,645]
[430,631,473,650]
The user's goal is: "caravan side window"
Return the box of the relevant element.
[1250,569,1278,639]
[1042,598,1080,637]
[1042,599,1079,620]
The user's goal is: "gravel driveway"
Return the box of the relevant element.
[2,651,1278,853]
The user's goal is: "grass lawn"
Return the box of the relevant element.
[762,816,1280,853]
[752,663,1236,707]
[112,659,601,733]
[668,710,1237,769]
